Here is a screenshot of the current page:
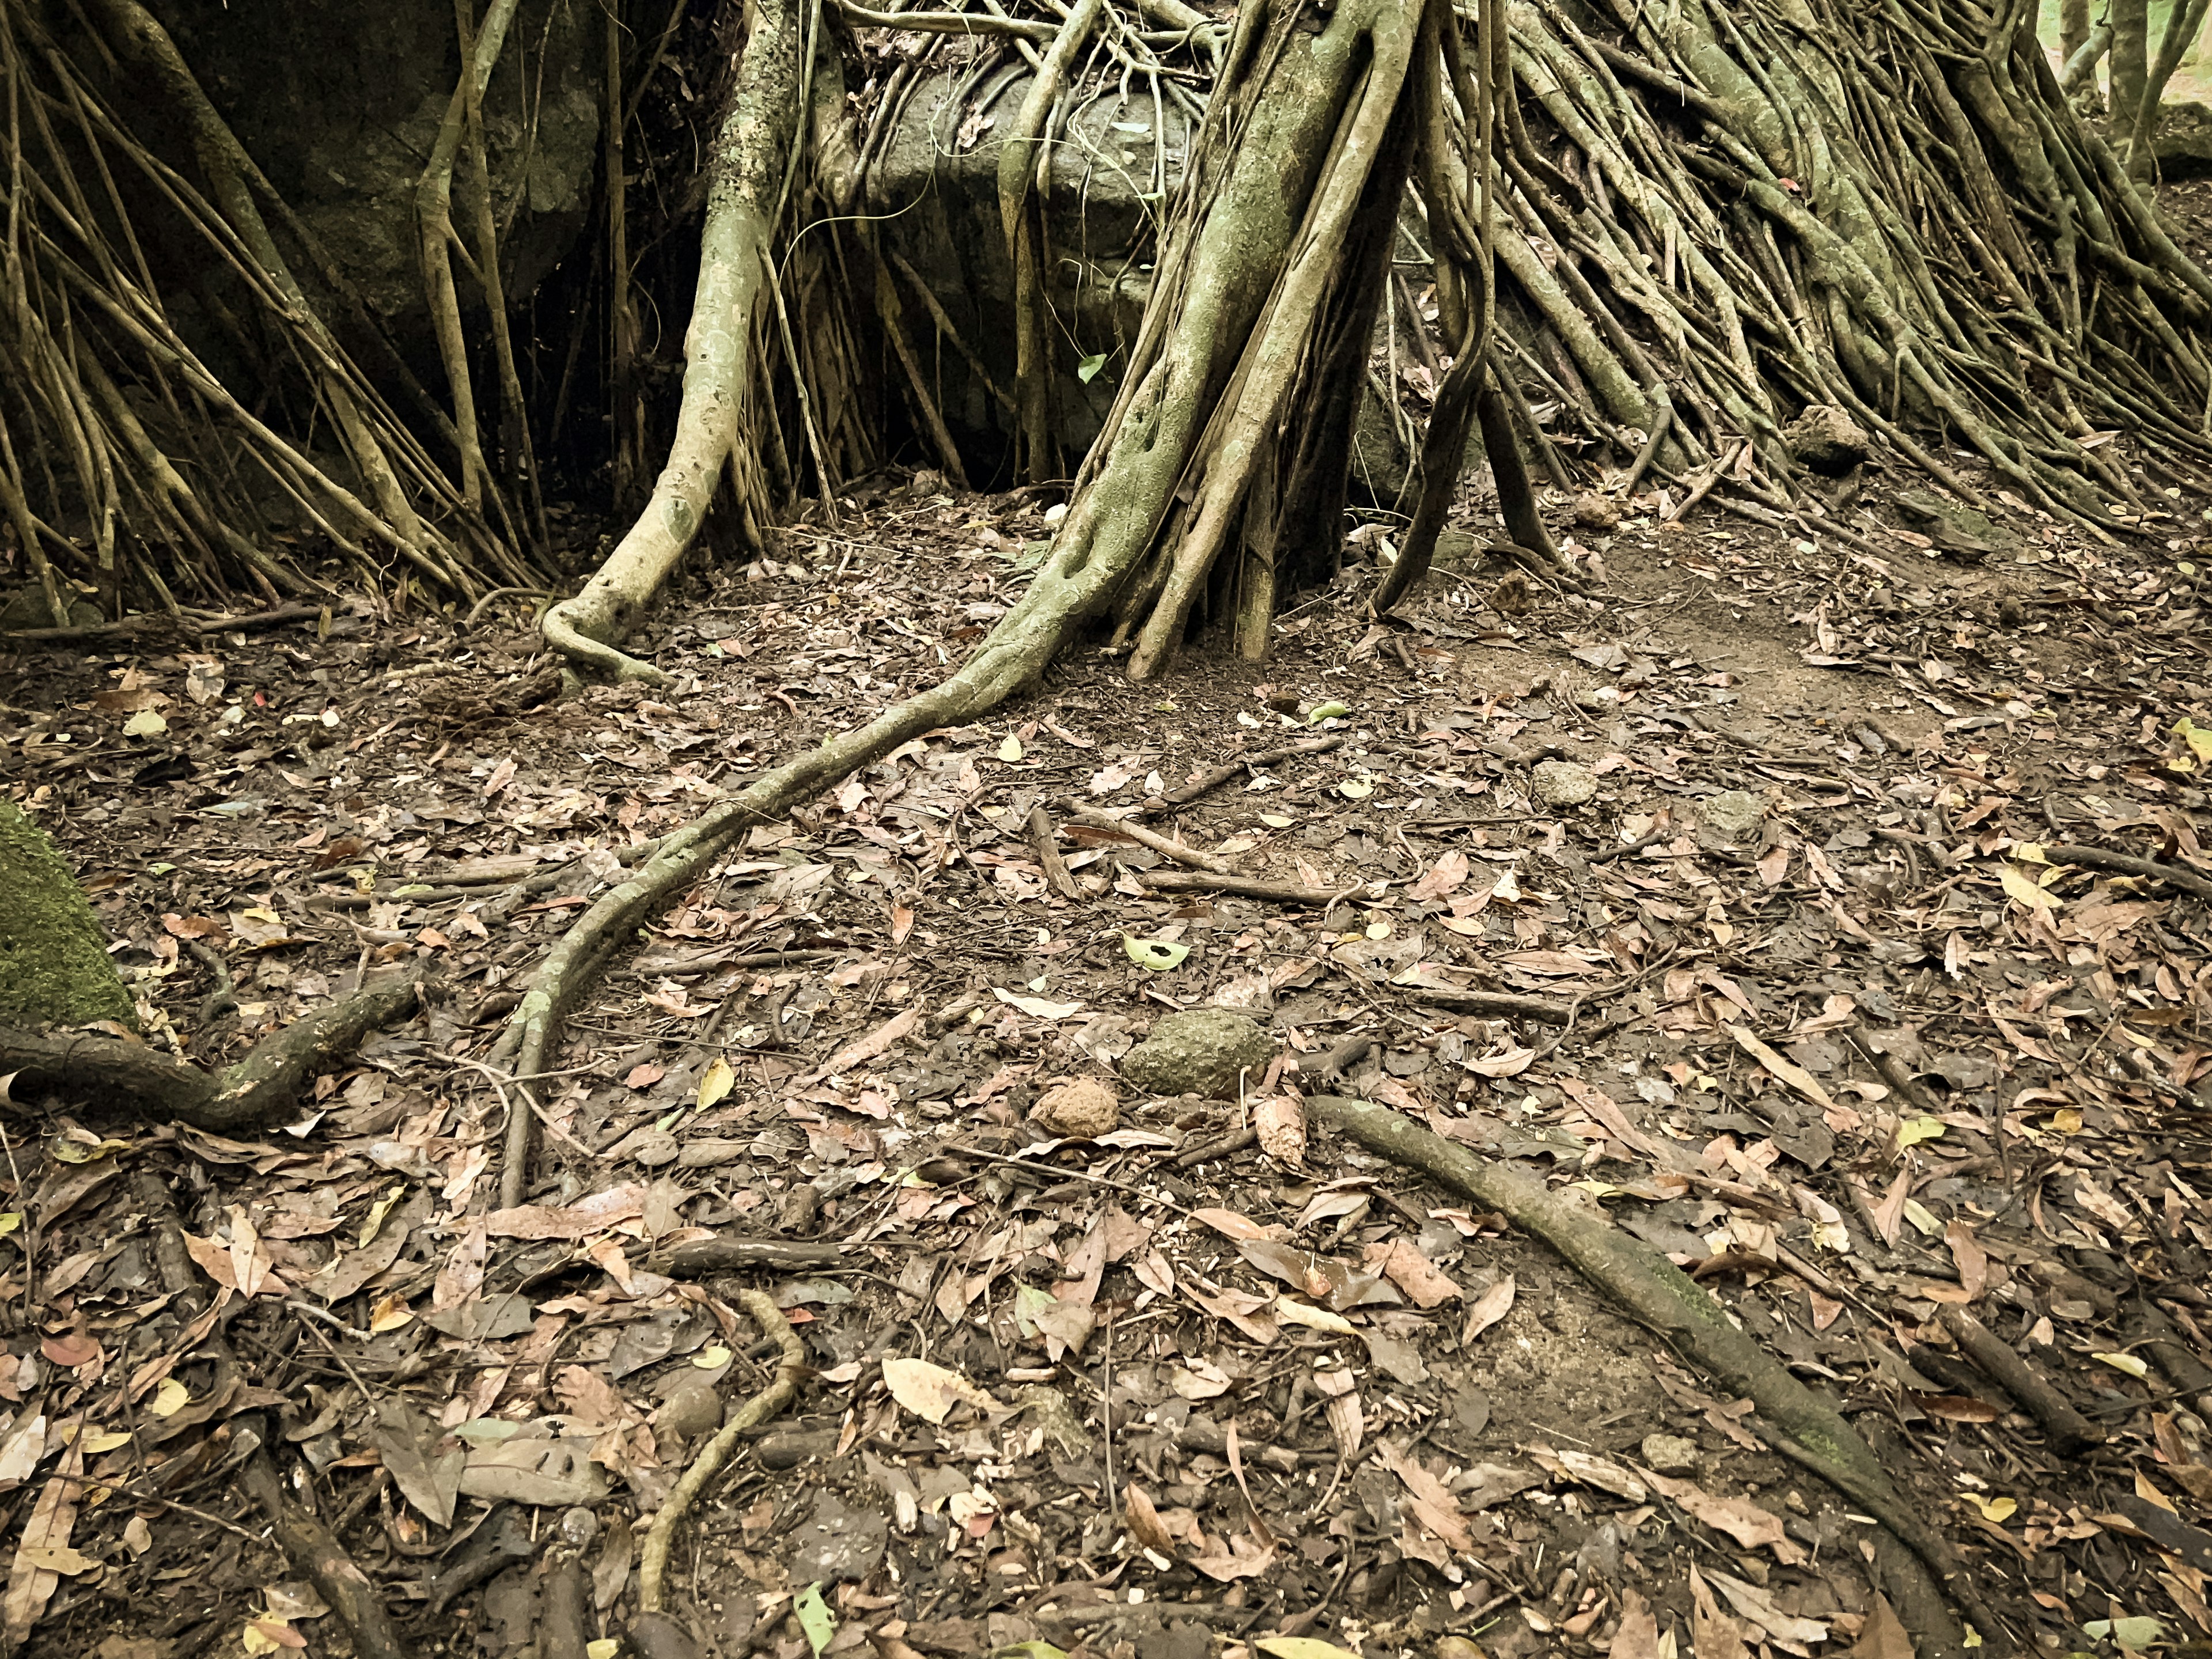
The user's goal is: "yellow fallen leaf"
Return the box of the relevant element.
[998,735,1024,762]
[121,710,166,737]
[693,1345,733,1369]
[588,1642,621,1659]
[359,1184,406,1250]
[881,1357,997,1425]
[1998,863,2061,911]
[79,1431,131,1455]
[696,1055,736,1110]
[1896,1117,1946,1149]
[147,1380,191,1419]
[2092,1351,2149,1379]
[1961,1493,2017,1523]
[368,1294,414,1334]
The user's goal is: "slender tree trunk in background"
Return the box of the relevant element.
[2062,0,2091,65]
[2112,0,2149,131]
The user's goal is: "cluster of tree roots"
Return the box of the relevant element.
[10,0,2212,1646]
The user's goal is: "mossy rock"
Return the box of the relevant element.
[1120,1009,1275,1099]
[0,801,135,1029]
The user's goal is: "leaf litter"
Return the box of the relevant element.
[5,459,2212,1659]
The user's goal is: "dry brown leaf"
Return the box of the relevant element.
[1945,1218,1988,1300]
[1643,1469,1805,1564]
[1187,1531,1275,1582]
[1724,1024,1838,1113]
[1123,1483,1177,1556]
[1365,1239,1461,1308]
[1192,1206,1269,1241]
[1253,1095,1306,1166]
[799,1006,922,1087]
[1461,1276,1515,1342]
[1377,1439,1472,1552]
[1689,1565,1747,1659]
[3,1427,82,1648]
[484,1183,647,1241]
[1849,1595,1914,1659]
[1609,1588,1660,1659]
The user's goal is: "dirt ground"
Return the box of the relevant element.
[6,399,2212,1659]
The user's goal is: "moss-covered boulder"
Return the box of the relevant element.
[1120,1009,1275,1099]
[0,801,135,1029]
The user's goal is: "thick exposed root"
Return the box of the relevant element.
[541,0,805,685]
[1306,1093,1990,1657]
[1,968,427,1131]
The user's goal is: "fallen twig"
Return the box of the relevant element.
[2043,843,2212,902]
[1401,987,1578,1025]
[1937,1306,2104,1457]
[1133,870,1361,906]
[1028,804,1082,900]
[639,1290,805,1616]
[1070,806,1237,874]
[1135,734,1346,815]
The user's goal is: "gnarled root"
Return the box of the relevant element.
[638,1290,806,1619]
[1305,1093,1991,1659]
[1,967,427,1130]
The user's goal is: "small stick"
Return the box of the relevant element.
[1403,987,1578,1025]
[1937,1306,2104,1457]
[2042,843,2212,902]
[639,1290,806,1613]
[1027,805,1082,900]
[1175,1126,1256,1169]
[1103,1312,1118,1523]
[1664,440,1743,523]
[1069,806,1237,874]
[1133,870,1363,906]
[1136,734,1346,816]
[1590,828,1669,865]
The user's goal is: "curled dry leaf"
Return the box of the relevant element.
[1461,1275,1514,1342]
[881,1357,997,1425]
[1123,1483,1176,1556]
[1365,1238,1461,1308]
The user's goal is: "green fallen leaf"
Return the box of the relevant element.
[2091,1351,2149,1379]
[2083,1617,2164,1649]
[2178,718,2212,766]
[1307,701,1351,724]
[1076,353,1107,384]
[1896,1116,1946,1148]
[796,1582,836,1658]
[1124,936,1190,972]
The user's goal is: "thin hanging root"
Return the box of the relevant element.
[638,1291,805,1620]
[1305,1094,1993,1658]
[999,0,1104,481]
[542,0,804,685]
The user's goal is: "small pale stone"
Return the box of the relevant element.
[650,1377,723,1444]
[1700,789,1766,842]
[1532,759,1597,809]
[1033,1078,1120,1138]
[1573,491,1623,531]
[1642,1433,1699,1476]
[1782,404,1870,477]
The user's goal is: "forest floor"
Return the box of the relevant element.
[10,292,2212,1659]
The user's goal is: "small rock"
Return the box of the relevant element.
[1493,571,1531,616]
[1782,404,1870,476]
[1120,1009,1275,1100]
[1573,491,1623,531]
[650,1377,722,1445]
[1032,1078,1120,1138]
[1699,788,1766,843]
[1642,1433,1700,1477]
[1531,759,1597,809]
